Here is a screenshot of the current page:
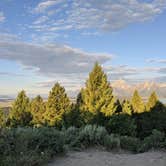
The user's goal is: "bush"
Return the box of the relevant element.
[107,114,136,137]
[120,136,140,152]
[104,134,120,150]
[0,127,65,166]
[64,126,80,148]
[135,103,166,138]
[35,127,65,154]
[79,125,108,147]
[139,129,165,152]
[0,150,51,166]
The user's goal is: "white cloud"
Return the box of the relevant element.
[0,12,5,22]
[0,35,112,76]
[34,0,65,13]
[33,16,49,24]
[31,0,166,34]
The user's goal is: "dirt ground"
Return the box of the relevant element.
[48,148,166,166]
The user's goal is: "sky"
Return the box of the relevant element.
[0,0,166,97]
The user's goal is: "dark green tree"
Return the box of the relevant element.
[9,90,32,127]
[80,62,116,123]
[122,99,133,115]
[30,95,46,127]
[146,91,158,112]
[44,83,71,127]
[131,90,145,113]
[115,99,122,113]
[107,114,136,136]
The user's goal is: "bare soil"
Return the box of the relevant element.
[48,148,166,166]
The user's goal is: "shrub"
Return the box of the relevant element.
[120,136,140,152]
[104,134,120,150]
[107,114,136,137]
[0,127,65,166]
[0,150,51,166]
[64,126,80,148]
[135,103,166,138]
[79,125,108,147]
[139,129,165,152]
[34,127,65,154]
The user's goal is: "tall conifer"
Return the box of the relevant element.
[146,91,158,111]
[122,99,133,115]
[9,90,32,126]
[81,62,116,118]
[0,109,5,127]
[44,83,71,126]
[30,95,46,126]
[131,90,145,113]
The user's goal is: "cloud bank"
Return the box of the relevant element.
[0,35,112,76]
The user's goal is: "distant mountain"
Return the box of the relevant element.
[111,80,166,101]
[0,95,14,102]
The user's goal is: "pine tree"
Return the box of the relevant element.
[0,108,5,127]
[30,95,46,127]
[131,90,145,113]
[122,99,133,115]
[115,99,122,113]
[81,62,116,119]
[146,91,158,112]
[9,90,32,126]
[44,83,71,127]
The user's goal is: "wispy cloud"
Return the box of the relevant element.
[33,16,49,24]
[147,58,166,64]
[0,11,5,22]
[0,72,24,77]
[34,0,64,13]
[31,0,166,35]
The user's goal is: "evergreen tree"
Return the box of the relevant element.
[30,95,46,127]
[81,62,116,121]
[115,99,122,113]
[44,83,71,127]
[131,90,145,113]
[0,108,5,127]
[146,91,158,111]
[9,90,32,126]
[122,99,133,115]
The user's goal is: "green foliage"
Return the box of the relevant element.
[63,104,83,128]
[115,99,122,113]
[79,125,108,146]
[122,99,133,115]
[120,136,140,152]
[9,90,32,127]
[80,62,116,124]
[139,129,165,152]
[35,127,65,154]
[30,95,46,127]
[104,134,120,150]
[146,92,158,112]
[0,127,65,166]
[64,126,80,148]
[131,90,145,113]
[107,114,136,136]
[45,83,71,127]
[135,103,166,138]
[0,108,5,127]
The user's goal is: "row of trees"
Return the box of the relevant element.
[0,63,165,129]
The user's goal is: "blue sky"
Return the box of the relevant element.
[0,0,166,97]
